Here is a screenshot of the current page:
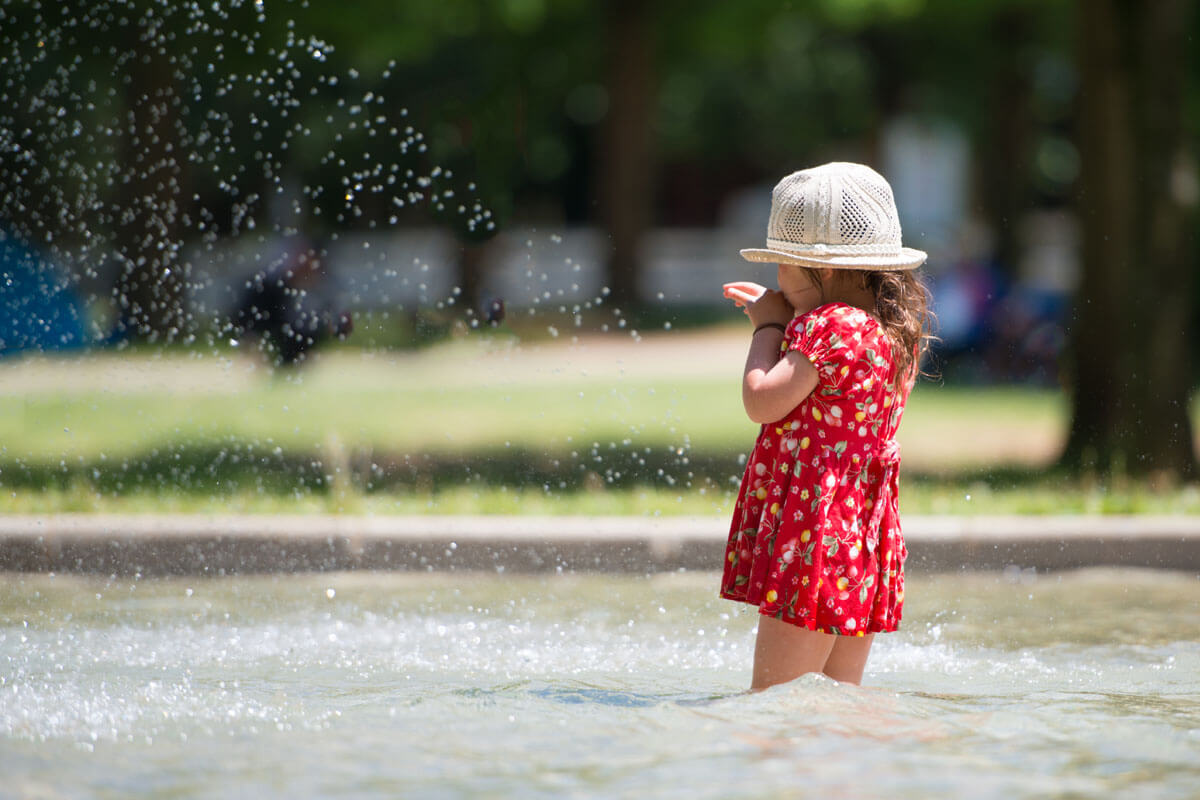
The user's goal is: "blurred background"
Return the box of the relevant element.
[0,0,1197,515]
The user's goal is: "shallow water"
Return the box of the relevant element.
[2,568,1198,799]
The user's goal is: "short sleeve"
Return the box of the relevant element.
[787,304,859,385]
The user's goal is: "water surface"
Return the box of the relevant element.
[3,568,1198,798]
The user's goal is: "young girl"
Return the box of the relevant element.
[720,162,933,690]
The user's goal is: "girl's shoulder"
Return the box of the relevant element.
[788,302,893,371]
[793,302,881,337]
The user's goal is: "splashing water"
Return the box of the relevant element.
[2,569,1198,798]
[0,0,719,512]
[0,0,489,345]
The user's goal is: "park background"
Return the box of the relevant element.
[1,0,1198,517]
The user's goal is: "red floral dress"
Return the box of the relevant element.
[720,302,912,636]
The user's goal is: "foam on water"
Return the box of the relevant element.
[2,570,1198,798]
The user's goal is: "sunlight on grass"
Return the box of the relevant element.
[2,348,1195,516]
[1,351,1064,471]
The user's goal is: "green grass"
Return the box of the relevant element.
[9,376,742,457]
[0,346,1195,515]
[1,350,1062,464]
[4,480,1199,517]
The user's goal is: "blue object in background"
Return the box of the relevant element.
[0,231,87,355]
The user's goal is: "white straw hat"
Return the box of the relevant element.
[740,162,927,271]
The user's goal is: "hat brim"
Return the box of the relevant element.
[739,246,927,271]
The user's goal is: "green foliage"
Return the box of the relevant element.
[279,0,603,231]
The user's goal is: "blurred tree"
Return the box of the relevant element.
[0,2,193,342]
[601,0,656,307]
[852,0,1072,274]
[111,10,188,341]
[0,0,538,335]
[1063,0,1197,478]
[6,0,1198,397]
[290,0,601,313]
[978,4,1036,274]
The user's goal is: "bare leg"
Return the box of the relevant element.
[822,633,875,685]
[751,614,836,691]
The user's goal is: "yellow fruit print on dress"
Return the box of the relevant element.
[720,303,910,636]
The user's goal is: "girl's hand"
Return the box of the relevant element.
[722,282,794,327]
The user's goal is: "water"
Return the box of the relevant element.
[2,568,1198,798]
[0,0,492,350]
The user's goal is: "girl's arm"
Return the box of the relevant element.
[723,282,820,424]
[742,341,820,424]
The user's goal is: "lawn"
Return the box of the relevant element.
[1,333,1196,515]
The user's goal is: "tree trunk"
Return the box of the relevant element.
[1063,0,1196,478]
[457,240,488,319]
[112,21,187,342]
[980,6,1034,277]
[599,0,655,309]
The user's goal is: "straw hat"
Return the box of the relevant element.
[740,162,927,271]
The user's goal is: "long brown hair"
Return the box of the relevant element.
[803,267,935,385]
[865,269,935,384]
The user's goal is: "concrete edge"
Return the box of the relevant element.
[1,514,1198,575]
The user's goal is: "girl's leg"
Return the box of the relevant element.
[751,614,836,691]
[822,634,875,685]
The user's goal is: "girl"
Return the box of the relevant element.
[720,162,933,690]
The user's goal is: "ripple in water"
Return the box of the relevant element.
[2,570,1198,798]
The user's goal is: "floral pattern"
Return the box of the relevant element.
[720,302,912,636]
